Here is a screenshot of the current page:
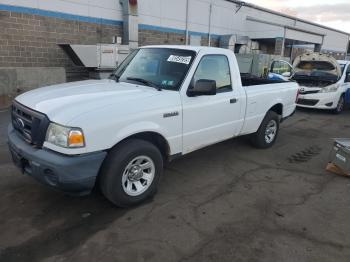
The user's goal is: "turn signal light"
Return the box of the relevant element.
[68,130,85,147]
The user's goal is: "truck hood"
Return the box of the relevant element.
[293,53,341,80]
[15,79,162,124]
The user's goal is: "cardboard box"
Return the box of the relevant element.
[326,163,350,177]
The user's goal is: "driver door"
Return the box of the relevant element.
[181,54,243,154]
[268,60,293,81]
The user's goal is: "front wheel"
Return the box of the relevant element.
[332,94,345,115]
[250,111,280,149]
[99,139,163,207]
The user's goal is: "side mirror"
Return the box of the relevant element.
[282,72,291,77]
[188,79,217,97]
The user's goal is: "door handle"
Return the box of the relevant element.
[230,98,238,104]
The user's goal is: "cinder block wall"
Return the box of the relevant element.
[139,29,186,46]
[0,10,122,68]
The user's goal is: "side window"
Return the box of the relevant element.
[192,55,232,93]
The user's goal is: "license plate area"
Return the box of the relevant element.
[10,146,31,174]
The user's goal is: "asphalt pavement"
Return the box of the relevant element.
[1,108,350,262]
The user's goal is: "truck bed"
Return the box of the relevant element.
[241,74,286,86]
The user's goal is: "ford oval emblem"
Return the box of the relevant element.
[16,118,25,129]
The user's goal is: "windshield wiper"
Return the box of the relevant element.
[127,77,162,91]
[109,74,120,82]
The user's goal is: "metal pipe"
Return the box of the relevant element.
[281,26,286,57]
[208,2,212,46]
[344,38,350,60]
[185,0,189,45]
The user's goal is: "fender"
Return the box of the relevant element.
[110,121,181,155]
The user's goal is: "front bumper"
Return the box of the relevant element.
[297,92,341,110]
[8,124,107,195]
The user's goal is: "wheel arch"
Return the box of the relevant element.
[269,103,283,116]
[109,131,171,160]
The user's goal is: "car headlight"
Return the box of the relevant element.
[46,123,85,148]
[320,84,339,93]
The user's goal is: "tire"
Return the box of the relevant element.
[250,111,280,149]
[99,139,163,207]
[332,94,345,115]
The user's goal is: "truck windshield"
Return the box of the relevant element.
[114,48,196,91]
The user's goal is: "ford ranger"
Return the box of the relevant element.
[8,46,298,207]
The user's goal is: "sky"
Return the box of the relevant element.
[244,0,350,33]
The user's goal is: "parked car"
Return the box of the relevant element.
[270,53,350,114]
[8,46,299,207]
[294,54,350,114]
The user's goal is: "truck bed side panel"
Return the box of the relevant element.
[240,82,298,135]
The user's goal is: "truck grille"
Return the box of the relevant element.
[11,101,50,148]
[297,99,319,106]
[299,90,320,95]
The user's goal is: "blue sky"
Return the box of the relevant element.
[245,0,350,33]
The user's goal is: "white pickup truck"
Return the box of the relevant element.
[8,46,298,207]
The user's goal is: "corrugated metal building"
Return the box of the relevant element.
[0,0,349,73]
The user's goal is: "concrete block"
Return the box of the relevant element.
[0,67,66,96]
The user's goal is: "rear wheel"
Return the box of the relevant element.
[99,139,163,207]
[332,94,345,114]
[251,111,280,149]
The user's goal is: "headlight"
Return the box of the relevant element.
[46,123,85,148]
[320,84,339,93]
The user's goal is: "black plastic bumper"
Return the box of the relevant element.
[8,124,107,195]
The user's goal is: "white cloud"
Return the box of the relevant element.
[244,0,350,33]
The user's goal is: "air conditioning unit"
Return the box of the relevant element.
[59,44,130,79]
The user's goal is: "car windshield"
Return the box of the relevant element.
[114,48,196,91]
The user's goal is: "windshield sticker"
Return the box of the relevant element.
[167,55,192,65]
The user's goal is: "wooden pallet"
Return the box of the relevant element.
[326,163,350,177]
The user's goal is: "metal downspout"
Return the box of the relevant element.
[185,0,190,45]
[281,26,286,57]
[208,3,212,46]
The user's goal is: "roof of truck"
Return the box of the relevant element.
[141,45,227,53]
